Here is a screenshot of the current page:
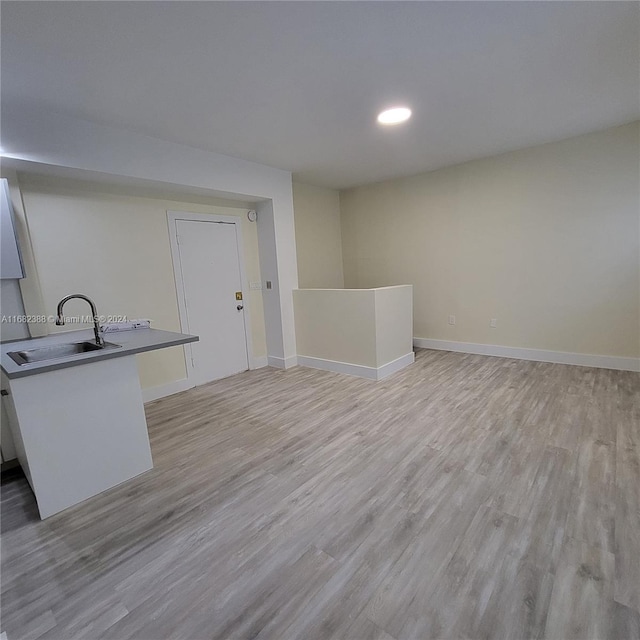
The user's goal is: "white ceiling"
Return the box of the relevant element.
[2,1,638,190]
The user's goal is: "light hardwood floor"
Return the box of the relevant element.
[1,349,639,640]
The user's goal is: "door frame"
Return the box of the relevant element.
[167,210,256,383]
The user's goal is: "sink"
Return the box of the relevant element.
[8,341,121,366]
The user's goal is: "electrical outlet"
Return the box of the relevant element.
[490,318,497,328]
[448,315,456,326]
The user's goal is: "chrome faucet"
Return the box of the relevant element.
[55,294,104,346]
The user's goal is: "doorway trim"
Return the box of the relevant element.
[167,210,257,384]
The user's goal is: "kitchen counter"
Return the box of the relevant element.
[1,328,198,379]
[1,327,199,519]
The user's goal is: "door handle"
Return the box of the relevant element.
[237,305,244,311]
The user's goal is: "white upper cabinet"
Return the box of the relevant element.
[1,178,24,279]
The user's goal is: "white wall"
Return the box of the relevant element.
[293,182,344,288]
[0,280,29,341]
[374,286,414,367]
[18,175,267,390]
[0,169,48,337]
[341,122,640,361]
[2,104,299,364]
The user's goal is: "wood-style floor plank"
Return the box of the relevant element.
[615,417,640,613]
[544,536,615,639]
[565,438,616,552]
[1,349,638,640]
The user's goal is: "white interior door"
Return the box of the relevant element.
[175,219,249,385]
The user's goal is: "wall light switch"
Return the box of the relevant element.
[249,281,263,290]
[490,318,497,328]
[266,280,272,290]
[448,315,456,326]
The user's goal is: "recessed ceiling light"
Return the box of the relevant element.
[377,107,412,125]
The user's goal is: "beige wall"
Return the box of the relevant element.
[292,182,344,288]
[341,122,640,359]
[294,288,376,366]
[17,175,267,390]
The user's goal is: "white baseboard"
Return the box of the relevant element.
[297,352,415,381]
[267,355,299,369]
[297,356,378,379]
[251,356,268,369]
[413,337,640,372]
[142,378,194,403]
[377,352,416,379]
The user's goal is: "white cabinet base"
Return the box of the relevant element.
[2,355,153,519]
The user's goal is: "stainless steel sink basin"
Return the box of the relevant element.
[8,341,121,366]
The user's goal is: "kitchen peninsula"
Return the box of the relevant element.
[1,328,198,518]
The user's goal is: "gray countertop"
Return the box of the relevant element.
[1,328,198,379]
